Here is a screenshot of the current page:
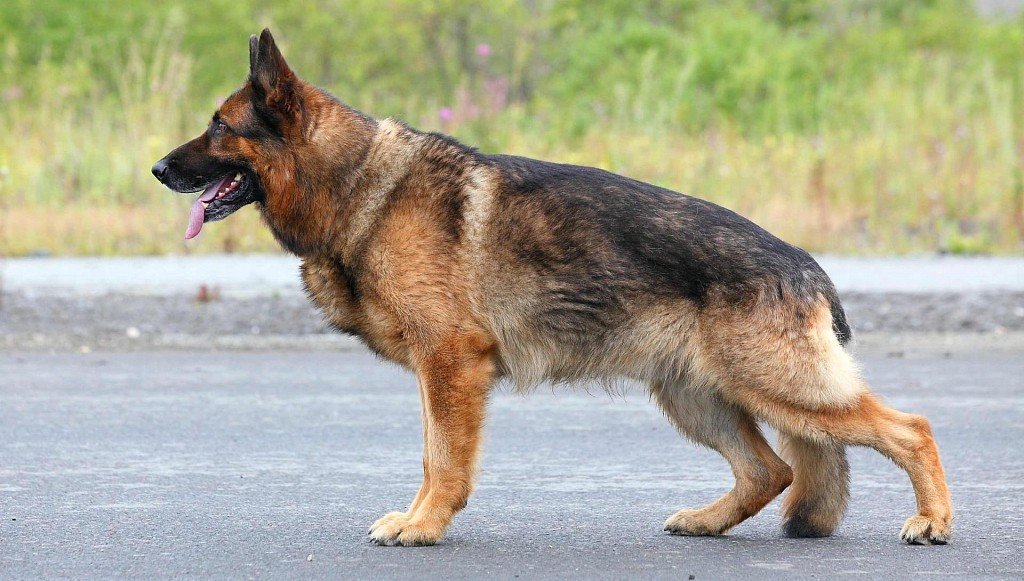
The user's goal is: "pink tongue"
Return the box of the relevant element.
[184,176,230,239]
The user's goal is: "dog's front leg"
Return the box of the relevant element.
[369,334,494,546]
[367,379,432,537]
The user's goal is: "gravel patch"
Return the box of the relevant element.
[841,291,1024,333]
[1,290,1022,352]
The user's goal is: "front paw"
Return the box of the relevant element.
[368,511,409,546]
[395,520,445,546]
[900,514,952,545]
[368,512,445,546]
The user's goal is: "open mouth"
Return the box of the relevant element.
[184,172,251,239]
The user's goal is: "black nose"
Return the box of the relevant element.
[151,159,169,181]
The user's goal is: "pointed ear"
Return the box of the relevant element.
[249,28,298,112]
[249,34,259,77]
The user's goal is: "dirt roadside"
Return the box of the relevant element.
[2,290,1022,352]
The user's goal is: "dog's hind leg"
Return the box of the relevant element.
[777,433,849,537]
[652,382,793,536]
[757,392,953,544]
[698,298,952,543]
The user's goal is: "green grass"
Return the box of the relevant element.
[1,0,1022,255]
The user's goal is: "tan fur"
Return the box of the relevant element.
[341,119,426,265]
[654,386,793,535]
[694,295,865,410]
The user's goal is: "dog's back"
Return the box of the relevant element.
[454,151,846,384]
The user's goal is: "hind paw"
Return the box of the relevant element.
[781,510,839,538]
[900,515,952,545]
[664,509,728,536]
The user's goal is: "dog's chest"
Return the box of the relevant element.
[299,256,364,334]
[298,256,413,364]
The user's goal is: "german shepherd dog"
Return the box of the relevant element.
[152,29,952,547]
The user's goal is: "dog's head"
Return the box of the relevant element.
[151,29,309,239]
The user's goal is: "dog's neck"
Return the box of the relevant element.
[337,118,427,265]
[260,90,427,260]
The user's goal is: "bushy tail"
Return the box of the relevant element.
[779,433,850,537]
[826,288,852,346]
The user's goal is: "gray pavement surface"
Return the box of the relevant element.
[2,346,1022,579]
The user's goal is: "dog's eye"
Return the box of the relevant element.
[212,121,227,136]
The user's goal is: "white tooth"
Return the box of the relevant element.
[235,173,242,180]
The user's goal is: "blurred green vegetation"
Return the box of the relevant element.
[1,0,1022,255]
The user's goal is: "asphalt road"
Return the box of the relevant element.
[2,346,1022,579]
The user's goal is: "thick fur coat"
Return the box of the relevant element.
[153,29,953,547]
